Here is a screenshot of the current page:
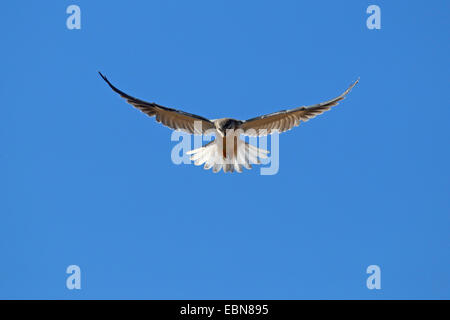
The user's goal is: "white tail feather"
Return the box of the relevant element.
[188,139,268,173]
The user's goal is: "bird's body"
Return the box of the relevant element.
[99,72,358,173]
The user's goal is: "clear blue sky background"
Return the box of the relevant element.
[1,1,449,299]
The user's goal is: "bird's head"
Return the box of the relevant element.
[216,118,242,136]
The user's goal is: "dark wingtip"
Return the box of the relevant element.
[98,71,116,90]
[98,71,107,81]
[97,72,135,100]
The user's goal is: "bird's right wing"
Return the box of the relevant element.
[240,79,359,136]
[99,72,215,134]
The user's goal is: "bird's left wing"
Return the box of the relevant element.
[99,72,215,134]
[240,79,359,136]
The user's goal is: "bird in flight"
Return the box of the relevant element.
[99,72,358,173]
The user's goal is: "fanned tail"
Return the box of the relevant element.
[187,139,269,173]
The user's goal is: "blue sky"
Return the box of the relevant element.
[1,1,449,299]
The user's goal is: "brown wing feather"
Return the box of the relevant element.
[99,72,215,134]
[240,79,359,136]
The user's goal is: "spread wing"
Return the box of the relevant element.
[99,72,215,134]
[240,79,359,136]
